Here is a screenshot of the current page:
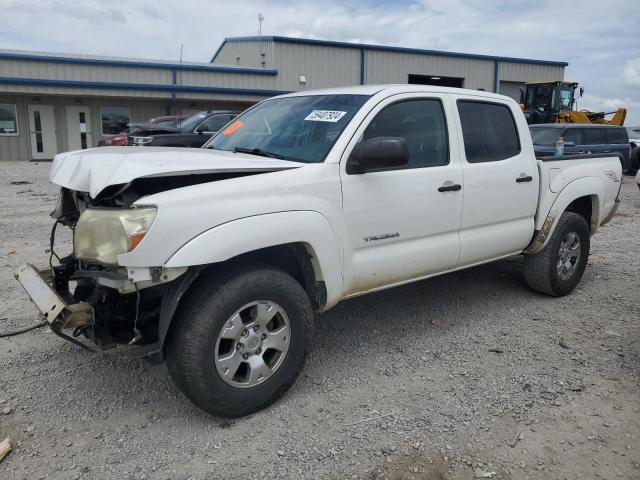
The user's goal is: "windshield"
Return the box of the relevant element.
[525,85,551,109]
[530,127,563,146]
[207,94,370,163]
[179,112,208,132]
[552,85,574,110]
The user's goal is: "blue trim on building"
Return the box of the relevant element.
[216,35,568,67]
[171,70,177,100]
[0,76,290,97]
[0,52,278,75]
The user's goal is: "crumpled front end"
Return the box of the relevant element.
[16,148,304,355]
[14,185,189,356]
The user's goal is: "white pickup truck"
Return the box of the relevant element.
[15,85,622,417]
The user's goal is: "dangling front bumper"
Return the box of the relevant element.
[14,263,94,330]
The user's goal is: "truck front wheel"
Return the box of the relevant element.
[166,265,313,417]
[524,212,590,296]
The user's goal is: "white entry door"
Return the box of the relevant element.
[27,104,58,160]
[65,106,93,151]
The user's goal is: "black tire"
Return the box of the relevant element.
[524,212,590,296]
[166,265,313,417]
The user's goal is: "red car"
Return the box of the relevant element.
[102,114,189,146]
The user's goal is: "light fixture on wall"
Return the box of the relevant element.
[189,102,197,109]
[32,97,40,104]
[299,75,307,85]
[74,98,82,105]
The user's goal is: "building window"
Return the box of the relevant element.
[100,107,130,135]
[0,104,19,135]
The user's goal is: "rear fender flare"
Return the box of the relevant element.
[526,177,603,254]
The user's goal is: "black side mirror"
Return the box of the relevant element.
[195,124,208,134]
[579,87,584,98]
[346,137,409,174]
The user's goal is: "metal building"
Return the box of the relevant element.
[0,36,567,161]
[212,36,567,99]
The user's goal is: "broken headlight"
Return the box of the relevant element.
[74,207,157,265]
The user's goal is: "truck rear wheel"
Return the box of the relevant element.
[166,265,313,417]
[524,212,590,296]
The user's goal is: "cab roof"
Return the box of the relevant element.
[277,84,515,102]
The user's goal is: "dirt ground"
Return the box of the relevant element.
[0,160,638,480]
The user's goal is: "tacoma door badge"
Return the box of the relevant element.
[363,232,400,242]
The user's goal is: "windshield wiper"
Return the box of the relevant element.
[233,147,285,160]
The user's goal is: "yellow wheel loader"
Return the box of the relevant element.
[520,81,626,126]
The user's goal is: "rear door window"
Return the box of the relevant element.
[457,100,520,162]
[605,128,628,144]
[582,128,605,145]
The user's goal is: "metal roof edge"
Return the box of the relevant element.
[0,51,278,75]
[0,76,289,97]
[221,35,569,67]
[210,40,227,63]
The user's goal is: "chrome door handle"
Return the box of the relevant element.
[438,183,462,192]
[603,150,611,153]
[516,175,533,183]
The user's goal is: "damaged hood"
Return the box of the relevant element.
[50,146,305,198]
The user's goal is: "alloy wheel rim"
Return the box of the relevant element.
[214,300,291,388]
[556,231,581,280]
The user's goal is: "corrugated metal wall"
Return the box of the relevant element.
[365,50,494,89]
[0,59,279,97]
[270,43,360,91]
[0,59,173,84]
[213,41,275,69]
[498,62,564,83]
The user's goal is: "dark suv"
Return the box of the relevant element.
[530,124,632,174]
[129,110,238,148]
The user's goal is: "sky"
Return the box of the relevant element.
[1,0,639,126]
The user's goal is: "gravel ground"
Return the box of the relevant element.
[0,160,639,480]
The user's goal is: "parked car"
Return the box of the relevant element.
[147,114,189,128]
[16,85,622,418]
[101,115,189,146]
[128,110,238,148]
[530,124,631,174]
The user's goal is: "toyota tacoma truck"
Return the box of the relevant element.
[14,85,622,418]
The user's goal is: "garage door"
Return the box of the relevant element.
[499,81,525,102]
